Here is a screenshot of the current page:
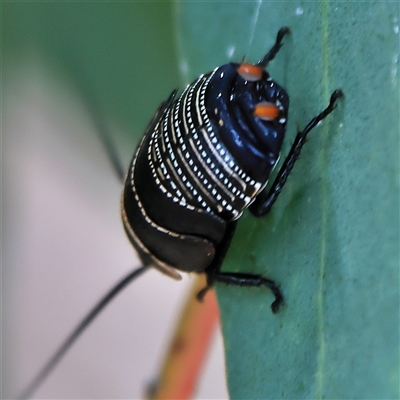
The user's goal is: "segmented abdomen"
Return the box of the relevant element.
[122,65,276,274]
[150,68,263,222]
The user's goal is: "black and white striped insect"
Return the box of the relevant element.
[121,26,342,308]
[19,27,342,399]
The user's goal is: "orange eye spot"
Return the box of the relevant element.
[237,64,263,81]
[254,102,280,120]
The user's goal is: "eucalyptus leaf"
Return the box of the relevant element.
[176,2,399,398]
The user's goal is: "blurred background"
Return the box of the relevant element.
[3,3,228,398]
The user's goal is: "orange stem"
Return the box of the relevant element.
[148,275,220,399]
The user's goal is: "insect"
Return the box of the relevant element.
[121,26,342,307]
[19,27,342,399]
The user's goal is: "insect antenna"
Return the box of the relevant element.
[93,116,126,182]
[18,84,148,397]
[18,265,149,399]
[82,88,126,183]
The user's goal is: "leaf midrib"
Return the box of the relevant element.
[316,1,332,397]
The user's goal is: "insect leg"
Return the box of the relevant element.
[196,222,237,301]
[249,89,343,218]
[257,26,290,68]
[209,272,283,313]
[197,223,283,313]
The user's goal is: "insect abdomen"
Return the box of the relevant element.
[122,123,226,274]
[122,62,288,274]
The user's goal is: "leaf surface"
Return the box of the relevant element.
[176,2,399,398]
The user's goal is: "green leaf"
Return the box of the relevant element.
[176,2,399,398]
[3,2,181,145]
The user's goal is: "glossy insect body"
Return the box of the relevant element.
[121,27,342,312]
[122,61,288,274]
